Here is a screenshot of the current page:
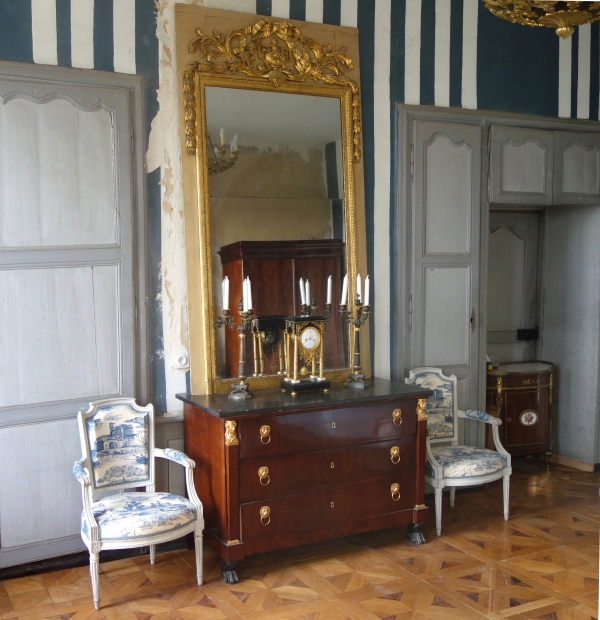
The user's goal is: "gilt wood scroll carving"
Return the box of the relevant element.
[183,18,362,162]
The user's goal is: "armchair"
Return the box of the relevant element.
[406,367,511,536]
[73,398,203,610]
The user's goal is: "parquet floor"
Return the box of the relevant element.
[0,459,598,620]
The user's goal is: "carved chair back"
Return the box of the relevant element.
[77,398,155,499]
[406,367,458,444]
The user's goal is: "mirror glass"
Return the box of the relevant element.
[205,86,348,379]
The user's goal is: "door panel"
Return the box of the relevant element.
[411,120,482,428]
[553,131,600,204]
[489,125,553,204]
[487,212,541,363]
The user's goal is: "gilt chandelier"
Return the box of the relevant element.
[483,1,600,38]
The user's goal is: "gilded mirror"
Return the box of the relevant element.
[176,5,369,394]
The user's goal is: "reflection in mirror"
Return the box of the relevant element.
[205,86,348,379]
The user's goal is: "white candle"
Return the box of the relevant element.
[326,275,332,305]
[222,276,229,310]
[341,274,348,305]
[299,278,305,305]
[356,274,362,303]
[242,278,248,312]
[305,280,310,306]
[233,133,238,151]
[230,140,235,153]
[220,127,225,146]
[364,275,370,307]
[247,277,253,311]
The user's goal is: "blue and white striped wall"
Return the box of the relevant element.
[0,0,598,409]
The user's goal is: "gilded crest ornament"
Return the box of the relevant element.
[183,18,362,162]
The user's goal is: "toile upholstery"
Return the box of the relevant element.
[406,367,511,536]
[74,399,204,610]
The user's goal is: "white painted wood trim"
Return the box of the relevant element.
[340,0,358,28]
[71,0,94,70]
[461,0,478,110]
[559,36,572,119]
[31,0,58,66]
[271,0,290,19]
[113,0,136,75]
[404,0,422,106]
[373,0,392,381]
[304,0,324,23]
[577,24,591,120]
[434,0,451,108]
[549,454,594,472]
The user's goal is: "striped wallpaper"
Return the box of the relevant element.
[0,0,599,411]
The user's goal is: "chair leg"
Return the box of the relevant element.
[194,526,203,586]
[434,487,443,536]
[90,551,100,610]
[449,487,456,508]
[503,475,510,521]
[149,544,156,565]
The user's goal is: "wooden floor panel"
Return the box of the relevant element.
[0,459,598,620]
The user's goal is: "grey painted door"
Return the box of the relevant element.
[487,212,542,364]
[410,119,482,430]
[553,131,600,205]
[489,125,553,205]
[0,71,138,565]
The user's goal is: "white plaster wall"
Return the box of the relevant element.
[541,205,600,465]
[146,0,257,413]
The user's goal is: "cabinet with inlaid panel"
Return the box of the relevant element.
[178,378,431,582]
[486,362,552,457]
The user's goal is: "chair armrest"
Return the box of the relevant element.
[155,448,202,513]
[155,448,195,469]
[457,409,502,426]
[73,459,91,486]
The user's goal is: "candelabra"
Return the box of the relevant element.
[208,143,240,175]
[300,294,332,318]
[217,298,254,399]
[340,293,370,388]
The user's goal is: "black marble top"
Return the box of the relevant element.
[176,377,432,419]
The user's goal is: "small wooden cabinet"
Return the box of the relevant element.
[486,362,553,456]
[178,378,431,582]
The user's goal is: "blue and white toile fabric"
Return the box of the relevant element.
[84,403,150,489]
[426,446,508,479]
[411,371,455,439]
[81,492,197,542]
[463,409,500,425]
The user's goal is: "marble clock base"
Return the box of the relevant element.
[281,378,331,396]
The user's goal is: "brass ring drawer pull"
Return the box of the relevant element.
[390,446,400,464]
[392,408,402,426]
[260,506,271,525]
[391,483,401,501]
[260,425,271,444]
[258,466,270,485]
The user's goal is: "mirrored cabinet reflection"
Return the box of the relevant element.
[217,240,347,379]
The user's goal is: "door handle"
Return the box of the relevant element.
[471,308,476,333]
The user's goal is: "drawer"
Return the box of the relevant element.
[240,473,416,556]
[239,437,415,502]
[487,373,550,389]
[238,400,416,460]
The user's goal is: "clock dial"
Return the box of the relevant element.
[300,326,320,350]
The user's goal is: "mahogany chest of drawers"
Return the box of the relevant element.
[486,362,553,457]
[177,378,431,582]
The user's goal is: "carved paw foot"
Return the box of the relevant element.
[222,562,239,584]
[406,523,426,545]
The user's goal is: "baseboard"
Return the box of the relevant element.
[0,535,86,570]
[549,454,594,472]
[0,536,190,580]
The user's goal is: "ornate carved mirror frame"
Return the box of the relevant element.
[176,5,369,395]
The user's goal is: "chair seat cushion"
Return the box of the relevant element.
[426,446,508,479]
[81,492,197,542]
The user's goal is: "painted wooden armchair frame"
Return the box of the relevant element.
[73,398,204,610]
[406,367,512,536]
